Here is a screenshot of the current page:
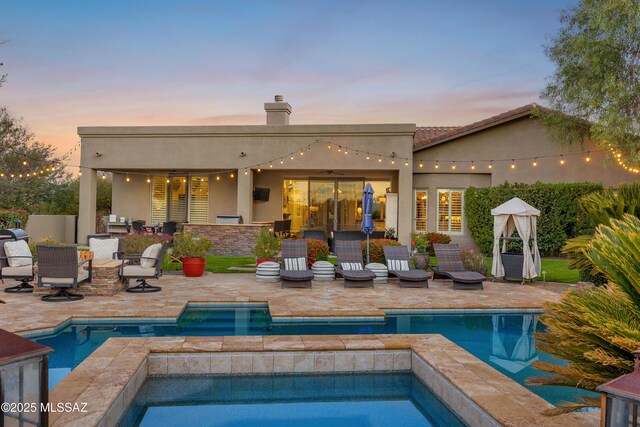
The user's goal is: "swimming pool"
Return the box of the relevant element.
[32,306,592,405]
[117,373,466,427]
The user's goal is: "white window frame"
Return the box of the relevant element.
[436,188,464,235]
[413,188,428,232]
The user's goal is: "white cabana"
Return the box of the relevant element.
[491,197,541,279]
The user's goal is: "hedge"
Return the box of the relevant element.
[0,209,29,229]
[465,182,602,256]
[362,238,402,264]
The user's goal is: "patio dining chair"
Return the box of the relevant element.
[383,245,430,288]
[161,221,177,236]
[279,239,314,288]
[120,241,169,293]
[131,220,146,234]
[37,245,91,301]
[335,240,375,288]
[432,243,486,290]
[1,240,35,293]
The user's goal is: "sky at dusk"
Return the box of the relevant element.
[0,0,576,168]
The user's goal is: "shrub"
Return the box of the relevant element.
[465,182,602,256]
[251,227,280,259]
[172,232,212,259]
[306,239,329,267]
[28,237,65,262]
[362,238,402,264]
[0,209,29,229]
[411,232,451,255]
[459,247,487,275]
[123,233,170,256]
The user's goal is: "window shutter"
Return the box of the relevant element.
[151,177,167,224]
[414,190,427,232]
[189,176,209,223]
[437,190,450,232]
[450,191,463,232]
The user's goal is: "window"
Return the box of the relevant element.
[414,189,428,232]
[437,189,464,234]
[151,176,208,224]
[151,176,168,225]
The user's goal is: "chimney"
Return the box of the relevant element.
[264,95,292,125]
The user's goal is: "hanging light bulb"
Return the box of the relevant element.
[391,158,395,165]
[560,155,565,165]
[102,173,106,180]
[19,174,22,178]
[532,158,538,167]
[269,162,273,168]
[216,175,220,181]
[166,178,170,183]
[366,153,370,160]
[230,173,234,178]
[126,174,130,182]
[338,146,342,152]
[419,159,423,168]
[405,159,409,167]
[471,161,475,170]
[290,154,294,160]
[435,161,439,169]
[183,178,187,183]
[451,161,456,170]
[585,152,591,162]
[300,149,304,156]
[510,160,515,169]
[257,167,261,172]
[26,173,30,177]
[327,143,331,149]
[378,156,382,163]
[146,176,151,183]
[244,169,248,175]
[488,161,493,169]
[280,158,284,164]
[344,148,348,155]
[22,160,27,166]
[78,168,82,176]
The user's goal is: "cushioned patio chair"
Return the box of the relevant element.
[131,220,146,234]
[120,241,169,293]
[89,237,124,260]
[1,240,35,293]
[335,240,375,288]
[382,245,430,288]
[161,221,177,236]
[279,239,314,288]
[37,245,91,301]
[432,243,486,290]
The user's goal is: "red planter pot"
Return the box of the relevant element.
[181,257,206,277]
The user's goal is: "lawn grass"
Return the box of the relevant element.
[163,254,580,283]
[163,255,256,273]
[482,257,579,284]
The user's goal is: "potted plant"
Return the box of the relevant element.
[172,232,212,277]
[411,233,430,269]
[252,227,280,265]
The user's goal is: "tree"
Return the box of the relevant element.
[0,40,7,88]
[537,0,640,162]
[0,107,70,211]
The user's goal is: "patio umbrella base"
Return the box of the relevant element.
[4,282,34,293]
[126,279,162,293]
[41,289,84,302]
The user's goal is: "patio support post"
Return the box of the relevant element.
[397,165,412,245]
[237,168,253,224]
[78,168,97,244]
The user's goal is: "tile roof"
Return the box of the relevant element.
[413,103,540,151]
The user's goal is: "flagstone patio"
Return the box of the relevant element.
[0,274,562,335]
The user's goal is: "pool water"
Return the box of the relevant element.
[117,373,466,427]
[32,307,594,405]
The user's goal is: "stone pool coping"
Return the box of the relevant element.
[48,334,597,427]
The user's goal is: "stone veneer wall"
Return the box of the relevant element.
[183,223,266,256]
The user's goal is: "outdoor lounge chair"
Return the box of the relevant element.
[335,240,376,288]
[1,240,35,293]
[120,241,169,293]
[37,245,91,301]
[280,239,314,288]
[382,245,430,288]
[432,243,486,290]
[89,237,124,260]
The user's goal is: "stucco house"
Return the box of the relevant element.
[77,97,635,252]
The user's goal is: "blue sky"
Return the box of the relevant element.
[0,0,575,164]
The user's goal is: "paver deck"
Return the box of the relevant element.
[0,273,561,334]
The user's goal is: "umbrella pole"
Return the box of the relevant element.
[366,234,370,264]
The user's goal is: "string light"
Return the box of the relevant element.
[230,173,234,178]
[216,175,220,181]
[290,154,294,160]
[510,160,515,169]
[451,161,456,170]
[378,156,382,163]
[22,160,27,166]
[435,161,439,169]
[585,152,591,162]
[166,178,170,183]
[366,153,370,160]
[489,161,493,169]
[560,155,565,165]
[391,159,395,165]
[78,168,82,176]
[338,146,342,152]
[126,174,130,182]
[300,149,304,156]
[327,143,331,149]
[280,158,284,164]
[471,161,475,170]
[146,175,151,183]
[257,167,261,172]
[269,162,273,168]
[244,169,248,175]
[344,148,348,155]
[532,158,538,167]
[405,159,409,167]
[102,173,106,180]
[419,159,423,168]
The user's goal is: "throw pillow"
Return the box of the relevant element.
[89,238,119,260]
[283,257,306,271]
[4,240,32,267]
[341,262,363,271]
[387,259,410,271]
[141,243,162,268]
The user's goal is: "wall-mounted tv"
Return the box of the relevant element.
[253,187,270,201]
